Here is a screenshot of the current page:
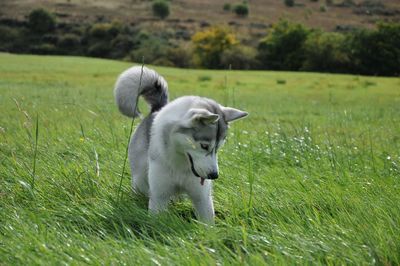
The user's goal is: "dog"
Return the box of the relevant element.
[114,66,248,224]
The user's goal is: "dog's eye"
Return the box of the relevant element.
[200,143,209,150]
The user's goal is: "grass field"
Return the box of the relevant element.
[0,52,399,265]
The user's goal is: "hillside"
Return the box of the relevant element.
[1,0,399,76]
[2,0,400,40]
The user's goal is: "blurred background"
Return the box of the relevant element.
[0,0,399,76]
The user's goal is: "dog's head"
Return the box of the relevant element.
[173,99,247,184]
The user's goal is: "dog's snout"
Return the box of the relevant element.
[207,172,218,180]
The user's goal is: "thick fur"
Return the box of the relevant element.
[114,66,168,117]
[114,66,247,224]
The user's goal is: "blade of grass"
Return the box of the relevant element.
[117,58,145,201]
[31,114,39,191]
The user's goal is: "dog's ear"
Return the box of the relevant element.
[220,106,248,123]
[186,108,220,126]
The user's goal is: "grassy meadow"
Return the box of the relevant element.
[0,52,399,265]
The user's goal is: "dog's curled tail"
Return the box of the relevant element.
[114,66,168,118]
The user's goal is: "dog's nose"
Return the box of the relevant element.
[207,172,218,180]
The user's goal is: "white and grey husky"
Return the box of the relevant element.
[114,66,247,223]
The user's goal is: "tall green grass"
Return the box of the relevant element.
[0,53,399,264]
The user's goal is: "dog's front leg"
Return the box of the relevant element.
[188,184,215,224]
[193,196,215,224]
[148,195,170,214]
[148,182,173,213]
[148,162,173,214]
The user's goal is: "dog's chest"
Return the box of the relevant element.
[169,170,197,194]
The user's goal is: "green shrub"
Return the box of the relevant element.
[257,20,310,70]
[221,45,258,69]
[166,44,193,68]
[88,42,111,57]
[58,34,81,54]
[284,0,295,7]
[0,25,19,42]
[31,43,57,54]
[28,8,56,33]
[233,3,249,16]
[0,26,32,53]
[129,37,169,64]
[89,23,114,39]
[42,34,59,44]
[86,22,124,58]
[302,31,351,73]
[198,75,212,82]
[349,23,400,76]
[0,26,20,51]
[108,21,122,37]
[223,3,231,11]
[191,26,237,69]
[152,57,175,67]
[152,1,170,19]
[110,34,135,59]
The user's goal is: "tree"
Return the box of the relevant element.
[257,20,309,70]
[223,3,231,11]
[349,23,400,76]
[191,26,237,69]
[233,3,249,17]
[302,31,351,73]
[28,8,56,33]
[152,1,170,19]
[284,0,295,7]
[221,45,258,69]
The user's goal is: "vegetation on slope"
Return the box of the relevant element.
[1,7,399,76]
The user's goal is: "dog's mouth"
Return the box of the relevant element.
[187,153,206,186]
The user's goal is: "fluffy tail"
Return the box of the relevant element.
[114,66,168,117]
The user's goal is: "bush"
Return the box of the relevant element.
[28,8,56,33]
[152,1,170,19]
[257,20,310,70]
[152,57,175,67]
[42,34,59,44]
[166,44,193,68]
[191,26,237,69]
[233,3,249,16]
[85,22,124,58]
[31,43,57,54]
[88,42,111,57]
[58,34,81,54]
[302,31,351,73]
[110,34,135,59]
[221,45,258,69]
[284,0,295,7]
[108,21,123,37]
[0,26,20,51]
[198,75,212,82]
[129,37,169,64]
[89,23,116,39]
[223,3,231,11]
[349,23,400,76]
